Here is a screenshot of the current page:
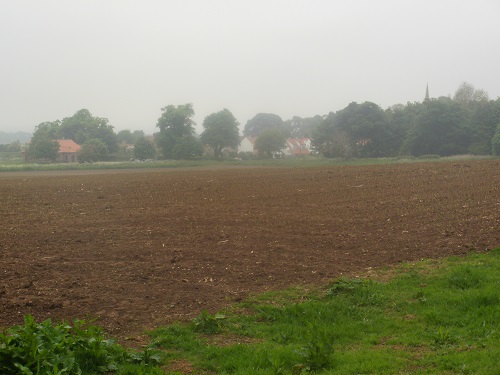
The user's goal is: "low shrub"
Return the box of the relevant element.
[192,310,226,335]
[0,315,163,375]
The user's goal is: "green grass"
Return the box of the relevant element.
[2,250,498,374]
[148,249,499,374]
[0,154,496,173]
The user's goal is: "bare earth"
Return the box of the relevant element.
[1,161,499,341]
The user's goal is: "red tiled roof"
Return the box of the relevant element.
[57,139,81,153]
[286,138,311,154]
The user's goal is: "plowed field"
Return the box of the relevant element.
[1,161,499,340]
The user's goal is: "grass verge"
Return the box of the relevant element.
[0,154,496,173]
[150,248,499,374]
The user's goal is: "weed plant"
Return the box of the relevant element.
[0,315,164,374]
[192,310,226,335]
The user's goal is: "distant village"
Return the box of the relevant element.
[1,82,500,163]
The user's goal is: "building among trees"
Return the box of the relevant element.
[57,139,81,162]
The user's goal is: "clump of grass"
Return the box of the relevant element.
[447,264,486,289]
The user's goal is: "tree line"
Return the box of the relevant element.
[23,82,500,162]
[313,83,500,158]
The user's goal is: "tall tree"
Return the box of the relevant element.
[60,109,118,153]
[117,129,145,144]
[27,136,60,162]
[385,102,423,156]
[117,129,134,144]
[31,121,62,140]
[313,115,353,159]
[243,113,290,138]
[171,136,203,160]
[28,121,62,162]
[155,104,196,159]
[30,110,118,154]
[322,102,392,157]
[201,109,240,158]
[312,112,340,157]
[492,124,500,156]
[453,82,489,105]
[77,138,109,162]
[402,99,471,156]
[343,102,390,157]
[254,128,286,158]
[133,136,156,160]
[286,115,323,138]
[468,98,500,154]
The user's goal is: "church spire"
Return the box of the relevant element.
[425,83,430,101]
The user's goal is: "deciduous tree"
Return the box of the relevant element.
[243,113,290,138]
[286,115,323,138]
[77,138,108,162]
[201,109,240,158]
[255,128,286,158]
[27,136,60,162]
[117,129,145,145]
[313,102,393,158]
[155,104,196,159]
[453,82,489,105]
[402,99,471,156]
[30,110,118,155]
[492,124,500,156]
[386,102,422,156]
[171,136,203,160]
[468,98,500,154]
[313,121,352,158]
[133,136,156,160]
[312,112,344,158]
[60,109,118,153]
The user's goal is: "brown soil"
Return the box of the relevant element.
[1,161,499,341]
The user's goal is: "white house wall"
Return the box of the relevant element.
[238,138,255,153]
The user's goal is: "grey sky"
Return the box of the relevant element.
[1,0,499,135]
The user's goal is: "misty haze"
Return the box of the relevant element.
[1,2,499,374]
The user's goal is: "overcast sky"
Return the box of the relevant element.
[1,0,499,135]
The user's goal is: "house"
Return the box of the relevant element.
[238,136,313,157]
[283,138,312,156]
[238,136,258,154]
[57,139,81,162]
